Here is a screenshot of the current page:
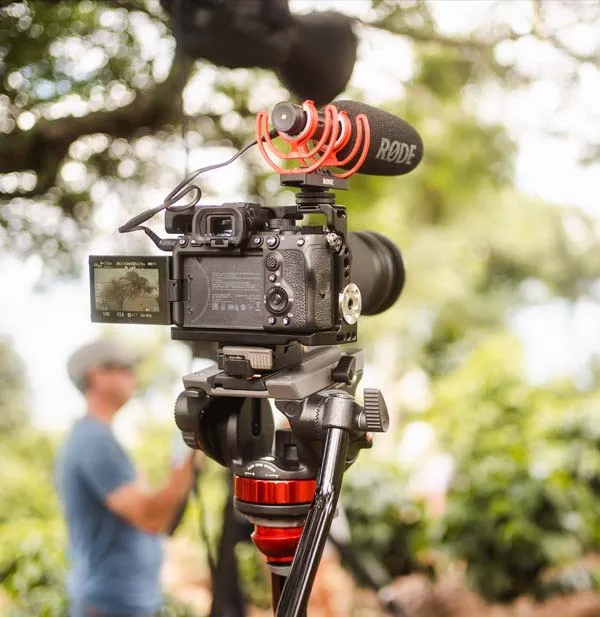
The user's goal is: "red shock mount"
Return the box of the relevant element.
[255,100,370,178]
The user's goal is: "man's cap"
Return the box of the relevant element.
[67,338,141,392]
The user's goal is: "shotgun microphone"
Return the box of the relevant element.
[271,100,423,176]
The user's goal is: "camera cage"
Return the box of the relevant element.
[167,172,358,348]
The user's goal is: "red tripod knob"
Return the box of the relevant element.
[252,525,304,565]
[234,476,316,565]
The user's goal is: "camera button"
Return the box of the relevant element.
[265,254,279,271]
[282,317,290,326]
[268,317,277,325]
[266,236,279,248]
[252,236,263,247]
[268,273,277,282]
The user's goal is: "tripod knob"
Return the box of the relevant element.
[361,389,389,433]
[174,388,209,449]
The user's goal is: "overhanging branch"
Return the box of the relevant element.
[0,53,194,197]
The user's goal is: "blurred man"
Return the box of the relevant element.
[56,338,196,617]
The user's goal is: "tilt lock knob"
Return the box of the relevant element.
[360,389,389,433]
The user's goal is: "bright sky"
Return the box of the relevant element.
[1,1,599,447]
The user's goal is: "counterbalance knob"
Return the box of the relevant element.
[361,389,389,433]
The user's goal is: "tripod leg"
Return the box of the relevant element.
[277,427,349,617]
[271,573,286,615]
[272,574,307,617]
[209,475,246,617]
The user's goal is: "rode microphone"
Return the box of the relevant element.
[267,100,423,177]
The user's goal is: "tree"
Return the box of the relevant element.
[97,270,157,310]
[1,0,599,278]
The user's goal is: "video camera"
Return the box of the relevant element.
[89,98,420,348]
[88,98,421,616]
[89,193,403,347]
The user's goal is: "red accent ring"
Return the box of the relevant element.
[234,477,316,505]
[252,525,303,563]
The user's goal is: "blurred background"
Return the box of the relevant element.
[1,1,600,616]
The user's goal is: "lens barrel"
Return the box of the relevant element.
[348,231,405,316]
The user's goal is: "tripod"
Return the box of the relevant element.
[174,341,389,616]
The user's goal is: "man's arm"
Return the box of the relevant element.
[105,455,196,535]
[76,428,197,536]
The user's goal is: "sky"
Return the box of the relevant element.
[1,1,599,452]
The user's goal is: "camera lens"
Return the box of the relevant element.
[209,215,234,238]
[348,231,405,315]
[266,287,289,315]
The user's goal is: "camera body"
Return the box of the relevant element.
[173,202,336,333]
[90,195,360,346]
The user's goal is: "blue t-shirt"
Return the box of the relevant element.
[55,416,163,615]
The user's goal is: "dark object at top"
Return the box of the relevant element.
[160,0,358,105]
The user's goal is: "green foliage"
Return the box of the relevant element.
[430,334,600,603]
[441,462,591,603]
[545,403,600,501]
[132,421,176,487]
[416,50,476,100]
[235,542,271,610]
[0,428,65,615]
[0,429,61,524]
[0,520,68,617]
[0,337,30,433]
[159,596,203,617]
[342,463,430,581]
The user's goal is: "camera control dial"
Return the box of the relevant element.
[266,287,290,315]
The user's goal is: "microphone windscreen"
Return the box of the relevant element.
[335,101,424,176]
[277,12,358,106]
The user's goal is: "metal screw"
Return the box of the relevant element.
[297,238,305,246]
[283,401,302,417]
[326,232,342,252]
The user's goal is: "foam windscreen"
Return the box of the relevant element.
[335,101,423,176]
